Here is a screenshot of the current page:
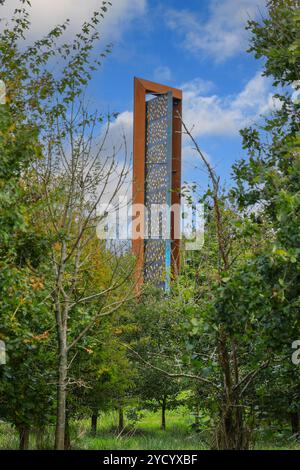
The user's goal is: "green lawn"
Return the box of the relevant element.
[79,408,207,450]
[1,408,300,450]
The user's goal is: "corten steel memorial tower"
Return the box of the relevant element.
[132,77,182,290]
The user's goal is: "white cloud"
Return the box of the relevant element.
[103,111,133,184]
[107,110,133,154]
[94,111,133,208]
[165,0,266,62]
[181,78,215,97]
[0,0,147,41]
[153,66,172,83]
[181,72,278,140]
[102,73,278,175]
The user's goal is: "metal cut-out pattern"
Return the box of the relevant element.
[146,119,168,147]
[146,143,167,164]
[144,92,173,290]
[146,93,169,122]
[145,164,168,196]
[144,239,166,289]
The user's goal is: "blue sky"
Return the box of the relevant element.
[4,0,276,190]
[96,0,273,189]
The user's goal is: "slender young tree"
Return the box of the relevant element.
[36,100,136,449]
[0,0,137,449]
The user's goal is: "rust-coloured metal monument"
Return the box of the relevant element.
[132,77,182,290]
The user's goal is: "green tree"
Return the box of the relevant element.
[0,0,137,451]
[226,0,300,442]
[0,263,56,449]
[125,290,189,431]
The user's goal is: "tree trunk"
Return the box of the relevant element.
[291,412,299,436]
[19,426,30,450]
[232,341,244,450]
[216,331,249,450]
[118,408,124,432]
[218,332,234,449]
[35,427,44,450]
[91,411,98,437]
[194,402,200,429]
[55,327,68,450]
[64,413,71,450]
[161,397,167,431]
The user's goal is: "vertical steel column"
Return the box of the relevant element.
[132,78,182,290]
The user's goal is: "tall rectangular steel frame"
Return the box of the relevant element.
[132,78,182,289]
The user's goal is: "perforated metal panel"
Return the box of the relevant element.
[144,92,173,290]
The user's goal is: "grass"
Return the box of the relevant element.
[0,421,19,450]
[79,408,207,450]
[1,408,300,450]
